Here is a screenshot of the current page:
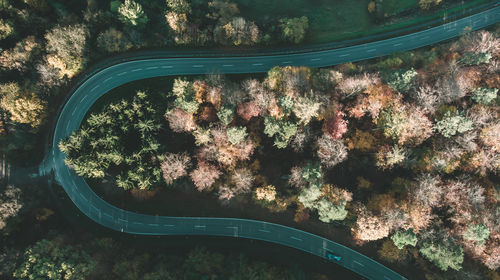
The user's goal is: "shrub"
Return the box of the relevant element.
[254,185,277,202]
[279,16,309,44]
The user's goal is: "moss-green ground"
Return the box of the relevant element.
[234,0,490,43]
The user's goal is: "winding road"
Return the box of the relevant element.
[44,7,500,280]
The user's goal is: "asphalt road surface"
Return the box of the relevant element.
[47,7,500,280]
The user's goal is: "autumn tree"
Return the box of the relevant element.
[471,87,498,105]
[0,19,13,40]
[44,24,89,78]
[0,36,39,71]
[0,83,47,128]
[316,135,348,168]
[14,239,95,280]
[463,224,490,245]
[160,153,191,185]
[0,185,22,231]
[387,68,418,93]
[377,104,432,145]
[189,161,221,191]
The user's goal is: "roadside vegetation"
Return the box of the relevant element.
[60,28,500,277]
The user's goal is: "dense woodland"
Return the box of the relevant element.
[60,28,500,278]
[1,0,499,279]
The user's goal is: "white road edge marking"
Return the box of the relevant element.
[290,236,302,241]
[258,229,270,233]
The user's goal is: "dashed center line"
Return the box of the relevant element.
[146,66,158,70]
[161,65,173,69]
[131,68,142,72]
[133,222,142,225]
[148,223,159,226]
[226,226,238,230]
[353,260,365,267]
[367,49,376,52]
[90,85,99,92]
[393,43,403,47]
[282,61,292,64]
[252,63,263,66]
[339,54,350,57]
[384,276,392,280]
[164,224,175,227]
[118,218,127,223]
[223,64,234,67]
[290,236,302,241]
[117,71,127,76]
[193,65,204,68]
[104,213,112,218]
[194,225,206,228]
[311,58,321,61]
[104,77,112,83]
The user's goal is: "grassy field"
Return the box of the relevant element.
[234,0,491,44]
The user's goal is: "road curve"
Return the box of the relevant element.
[48,7,500,280]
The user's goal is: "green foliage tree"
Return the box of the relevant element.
[292,95,321,125]
[59,91,163,190]
[217,105,234,125]
[458,52,492,66]
[263,117,298,148]
[171,78,199,114]
[471,87,498,105]
[0,19,13,40]
[419,238,464,271]
[279,16,309,44]
[316,198,348,222]
[387,68,418,93]
[226,126,247,145]
[13,239,95,279]
[463,224,490,245]
[118,0,149,28]
[434,111,474,138]
[391,229,418,249]
[166,0,191,14]
[97,28,132,53]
